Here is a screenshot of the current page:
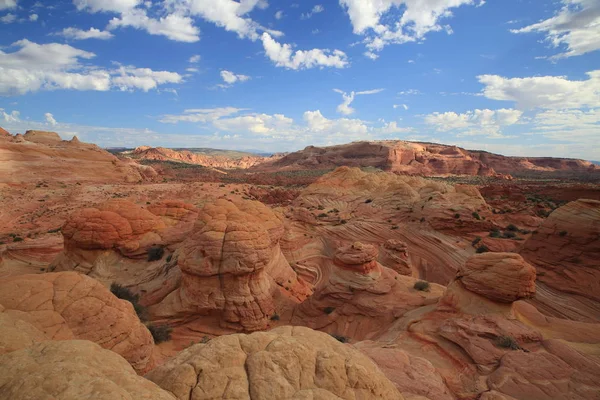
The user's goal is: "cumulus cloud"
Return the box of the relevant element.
[57,27,115,40]
[339,0,484,54]
[275,10,284,19]
[220,70,250,85]
[214,113,294,134]
[424,108,523,138]
[0,12,16,23]
[159,107,246,124]
[261,32,348,69]
[189,54,200,63]
[73,0,141,13]
[0,39,181,95]
[1,109,20,122]
[29,14,38,21]
[0,0,17,10]
[531,108,600,144]
[478,70,600,109]
[107,9,200,42]
[394,104,409,110]
[45,112,57,126]
[511,0,600,59]
[333,88,384,115]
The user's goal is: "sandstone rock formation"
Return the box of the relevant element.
[152,199,311,332]
[0,126,9,136]
[521,199,600,307]
[255,141,599,177]
[0,340,174,400]
[456,253,536,303]
[146,326,401,400]
[0,304,48,355]
[0,130,153,184]
[0,272,155,372]
[378,239,412,275]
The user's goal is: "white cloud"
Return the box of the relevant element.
[73,0,141,13]
[339,0,483,53]
[364,51,379,60]
[424,108,523,138]
[107,9,200,42]
[302,4,324,19]
[159,107,245,124]
[478,70,600,109]
[378,121,413,134]
[0,12,16,23]
[45,112,57,126]
[111,65,182,91]
[530,108,600,144]
[0,0,17,11]
[398,89,421,95]
[0,39,181,95]
[220,70,250,85]
[186,67,199,73]
[29,14,38,21]
[214,113,294,134]
[511,0,600,59]
[57,27,115,40]
[1,109,20,122]
[189,54,200,63]
[333,88,384,115]
[275,10,284,19]
[394,104,409,110]
[261,32,348,69]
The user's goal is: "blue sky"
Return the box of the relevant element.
[0,0,599,160]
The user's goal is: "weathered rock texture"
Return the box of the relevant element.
[456,253,536,303]
[255,141,599,177]
[521,199,600,304]
[152,199,311,332]
[0,130,152,184]
[0,340,174,400]
[146,326,402,400]
[0,272,155,372]
[0,304,48,355]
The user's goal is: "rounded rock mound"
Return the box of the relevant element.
[0,340,174,400]
[457,253,536,303]
[145,326,402,400]
[0,272,155,373]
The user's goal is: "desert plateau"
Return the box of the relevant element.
[1,0,599,398]
[1,127,599,400]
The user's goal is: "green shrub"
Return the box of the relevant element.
[494,335,519,350]
[476,245,489,254]
[147,246,164,262]
[472,212,481,220]
[324,307,335,314]
[166,254,173,263]
[317,205,324,210]
[413,281,430,291]
[317,213,328,218]
[472,237,482,246]
[110,283,147,321]
[148,324,172,344]
[454,213,460,219]
[559,230,568,237]
[502,231,516,239]
[13,236,23,242]
[270,313,280,321]
[489,229,501,238]
[506,224,518,232]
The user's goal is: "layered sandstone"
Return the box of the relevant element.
[0,272,155,372]
[0,341,174,400]
[146,326,401,400]
[152,199,311,332]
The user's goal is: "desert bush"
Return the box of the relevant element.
[166,254,173,263]
[489,229,501,238]
[476,245,489,254]
[365,199,373,204]
[559,230,568,237]
[472,212,481,220]
[317,205,324,210]
[494,335,519,350]
[12,236,23,242]
[148,324,172,344]
[472,237,482,246]
[270,313,280,321]
[413,281,430,291]
[324,307,335,314]
[147,246,164,262]
[317,213,328,218]
[454,213,460,219]
[502,231,517,239]
[506,224,518,231]
[110,283,147,321]
[339,219,347,224]
[330,334,348,343]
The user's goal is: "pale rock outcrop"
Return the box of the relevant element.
[23,130,62,144]
[152,199,311,332]
[0,272,155,373]
[0,305,48,354]
[456,253,536,303]
[0,340,175,400]
[145,326,402,400]
[379,239,412,275]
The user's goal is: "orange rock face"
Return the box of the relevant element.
[0,126,10,136]
[334,241,379,274]
[152,199,310,332]
[521,199,600,304]
[0,272,155,373]
[457,253,536,303]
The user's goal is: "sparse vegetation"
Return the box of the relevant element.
[340,219,347,224]
[330,334,349,343]
[318,213,328,218]
[506,224,518,232]
[147,246,165,262]
[413,280,430,291]
[110,283,147,321]
[365,199,373,204]
[166,254,173,263]
[12,236,23,242]
[472,212,481,220]
[476,245,489,254]
[324,307,335,314]
[502,231,517,239]
[494,335,519,350]
[559,230,568,237]
[148,324,172,344]
[454,213,460,219]
[472,237,482,246]
[489,229,501,238]
[270,313,280,321]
